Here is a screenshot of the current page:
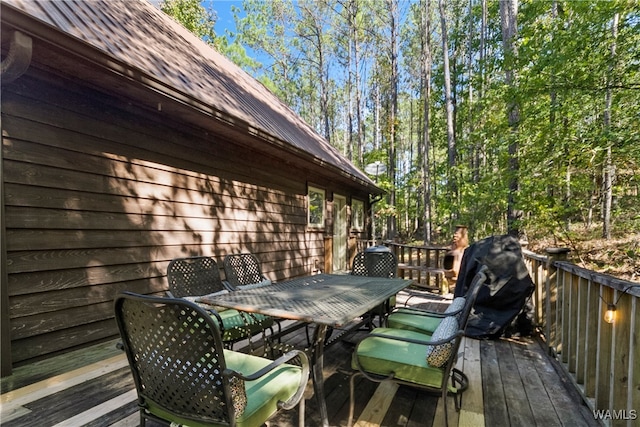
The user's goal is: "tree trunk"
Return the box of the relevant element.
[473,0,487,183]
[421,0,433,243]
[351,0,364,166]
[499,0,521,237]
[387,0,399,240]
[438,0,456,193]
[602,12,618,240]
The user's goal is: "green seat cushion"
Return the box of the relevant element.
[217,310,274,342]
[145,350,303,427]
[226,350,303,427]
[388,297,465,334]
[388,311,443,334]
[353,327,450,390]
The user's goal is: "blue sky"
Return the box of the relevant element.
[210,0,243,36]
[149,0,243,36]
[150,0,268,70]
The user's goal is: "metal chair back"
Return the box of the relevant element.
[351,251,397,278]
[223,253,268,289]
[115,292,236,426]
[166,256,225,297]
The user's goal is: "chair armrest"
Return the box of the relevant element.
[222,280,237,291]
[402,290,449,306]
[234,350,309,381]
[201,307,228,335]
[224,350,310,410]
[392,306,462,318]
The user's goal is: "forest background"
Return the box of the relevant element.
[159,0,639,281]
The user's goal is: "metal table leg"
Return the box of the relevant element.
[311,324,329,427]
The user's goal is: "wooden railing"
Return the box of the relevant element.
[379,242,450,292]
[363,240,639,425]
[522,248,639,426]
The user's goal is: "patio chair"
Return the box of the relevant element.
[222,253,293,348]
[114,292,309,427]
[386,241,486,335]
[348,265,488,427]
[166,256,274,347]
[386,295,467,335]
[350,249,398,328]
[386,263,486,335]
[167,255,227,298]
[223,253,272,290]
[350,248,397,278]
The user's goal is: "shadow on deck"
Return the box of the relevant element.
[1,292,600,427]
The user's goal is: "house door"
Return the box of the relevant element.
[333,195,348,271]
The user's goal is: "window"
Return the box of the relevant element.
[308,186,325,228]
[352,199,364,230]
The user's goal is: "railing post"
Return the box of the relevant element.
[545,247,570,357]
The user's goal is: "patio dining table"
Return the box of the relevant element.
[198,273,413,427]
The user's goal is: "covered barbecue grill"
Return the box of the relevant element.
[454,234,535,339]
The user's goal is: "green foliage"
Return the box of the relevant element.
[160,0,217,42]
[195,0,639,246]
[160,0,258,70]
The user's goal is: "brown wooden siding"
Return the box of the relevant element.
[2,70,366,366]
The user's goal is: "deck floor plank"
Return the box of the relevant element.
[458,338,484,427]
[0,340,124,394]
[509,337,562,427]
[404,389,438,427]
[51,389,138,427]
[86,400,139,427]
[494,337,537,426]
[107,411,140,427]
[1,292,599,427]
[479,340,509,426]
[354,381,399,426]
[381,384,414,426]
[530,339,600,427]
[1,367,134,427]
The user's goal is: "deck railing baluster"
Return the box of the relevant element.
[523,248,638,424]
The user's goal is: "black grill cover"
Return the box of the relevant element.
[454,234,535,339]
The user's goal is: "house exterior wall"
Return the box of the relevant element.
[1,69,369,367]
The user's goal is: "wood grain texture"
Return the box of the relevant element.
[2,71,371,364]
[1,329,602,427]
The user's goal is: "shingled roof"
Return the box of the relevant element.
[2,0,380,193]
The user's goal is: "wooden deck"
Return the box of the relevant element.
[1,292,601,427]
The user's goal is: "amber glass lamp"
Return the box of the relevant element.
[603,304,616,324]
[601,285,640,324]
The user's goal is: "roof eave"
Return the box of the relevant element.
[1,2,384,196]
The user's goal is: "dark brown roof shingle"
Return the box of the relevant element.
[2,0,378,191]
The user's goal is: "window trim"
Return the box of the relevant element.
[307,185,326,229]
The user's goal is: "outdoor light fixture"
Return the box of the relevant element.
[600,284,640,324]
[603,304,616,324]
